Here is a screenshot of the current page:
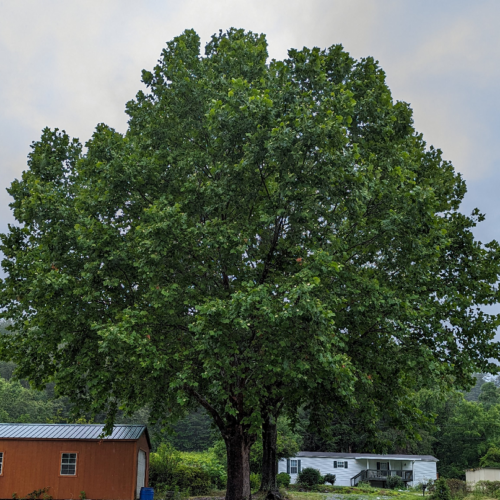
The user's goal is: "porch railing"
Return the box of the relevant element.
[350,469,414,486]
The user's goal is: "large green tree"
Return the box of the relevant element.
[420,388,500,478]
[1,29,500,500]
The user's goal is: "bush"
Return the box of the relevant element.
[297,467,323,487]
[414,480,434,494]
[169,464,211,495]
[324,474,336,485]
[445,479,467,498]
[386,475,404,490]
[149,443,214,495]
[277,472,291,488]
[149,443,182,487]
[430,478,452,500]
[149,444,226,492]
[475,481,500,496]
[357,481,371,488]
[178,450,227,488]
[250,472,261,491]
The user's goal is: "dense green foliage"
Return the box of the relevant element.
[430,479,452,500]
[323,474,336,485]
[167,408,216,452]
[249,473,261,491]
[443,479,467,498]
[276,473,291,488]
[297,468,324,487]
[386,475,404,490]
[2,28,500,498]
[0,360,149,427]
[0,376,63,423]
[479,446,500,468]
[299,381,500,479]
[474,481,500,496]
[149,442,225,494]
[411,387,500,478]
[477,382,500,409]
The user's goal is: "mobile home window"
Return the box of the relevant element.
[291,460,298,474]
[60,453,77,476]
[334,461,348,469]
[0,452,3,474]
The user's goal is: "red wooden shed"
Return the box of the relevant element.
[0,423,150,500]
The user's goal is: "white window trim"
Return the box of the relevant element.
[291,459,298,474]
[60,452,77,476]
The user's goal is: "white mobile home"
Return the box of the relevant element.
[278,452,438,487]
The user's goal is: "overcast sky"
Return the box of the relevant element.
[1,0,500,328]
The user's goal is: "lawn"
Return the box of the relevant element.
[285,489,426,500]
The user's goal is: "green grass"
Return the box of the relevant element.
[285,488,426,500]
[287,492,329,500]
[193,488,427,500]
[190,486,500,500]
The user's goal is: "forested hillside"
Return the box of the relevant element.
[0,361,211,449]
[0,361,148,425]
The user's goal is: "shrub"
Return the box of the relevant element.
[169,464,211,495]
[430,478,452,500]
[277,472,291,488]
[475,481,500,497]
[386,475,404,490]
[357,481,371,488]
[415,480,434,494]
[250,472,261,491]
[25,488,52,500]
[178,450,227,488]
[445,479,467,498]
[149,444,226,491]
[149,443,182,487]
[297,467,323,487]
[324,474,336,485]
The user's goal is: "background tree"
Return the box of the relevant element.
[478,382,500,409]
[480,446,500,468]
[1,28,500,500]
[299,383,500,479]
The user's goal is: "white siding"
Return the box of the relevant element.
[278,457,437,487]
[413,461,437,485]
[279,457,364,486]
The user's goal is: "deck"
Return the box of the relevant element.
[350,469,414,486]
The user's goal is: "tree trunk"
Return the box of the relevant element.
[224,423,254,500]
[260,415,280,498]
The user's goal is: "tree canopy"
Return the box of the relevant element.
[1,28,500,499]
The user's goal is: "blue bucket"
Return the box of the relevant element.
[140,487,154,500]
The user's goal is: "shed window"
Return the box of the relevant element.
[60,453,77,475]
[291,460,298,474]
[0,452,3,474]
